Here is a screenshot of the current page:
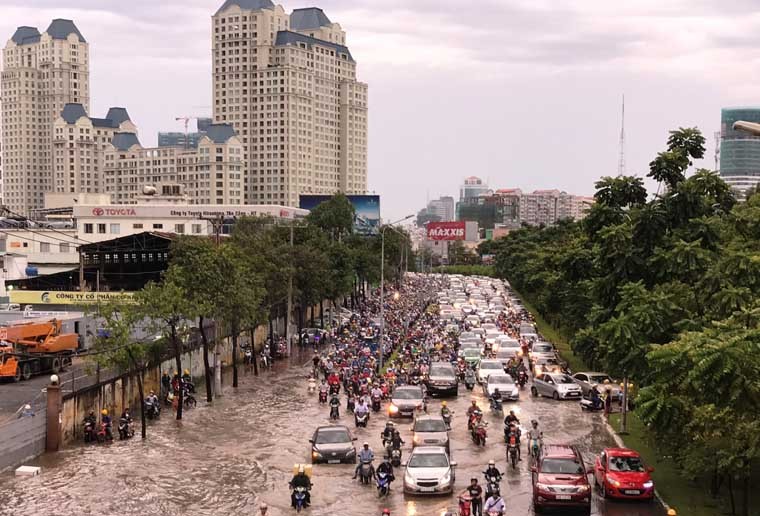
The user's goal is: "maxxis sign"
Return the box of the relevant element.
[427,221,466,241]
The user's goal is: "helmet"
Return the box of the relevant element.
[260,502,268,510]
[604,379,611,384]
[509,410,515,415]
[363,441,369,447]
[184,369,190,375]
[441,401,447,407]
[488,459,495,466]
[667,511,677,516]
[149,390,155,395]
[471,400,477,405]
[494,388,500,392]
[101,409,108,416]
[24,404,31,410]
[298,464,305,473]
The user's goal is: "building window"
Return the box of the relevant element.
[60,243,70,253]
[192,224,202,234]
[84,223,94,234]
[97,224,106,234]
[153,223,163,229]
[175,224,185,234]
[133,223,143,229]
[110,224,120,234]
[40,242,50,253]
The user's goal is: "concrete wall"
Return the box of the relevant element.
[60,337,235,444]
[0,408,47,473]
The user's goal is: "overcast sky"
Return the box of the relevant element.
[3,0,759,219]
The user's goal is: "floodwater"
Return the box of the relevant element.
[0,349,664,516]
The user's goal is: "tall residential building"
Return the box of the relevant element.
[54,103,136,194]
[720,107,760,200]
[459,176,490,201]
[158,117,213,149]
[2,19,90,215]
[212,1,368,206]
[427,196,455,221]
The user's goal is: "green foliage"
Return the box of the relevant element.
[433,265,495,277]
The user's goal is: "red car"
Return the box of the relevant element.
[532,444,591,514]
[594,447,655,500]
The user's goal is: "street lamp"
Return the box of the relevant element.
[379,214,414,372]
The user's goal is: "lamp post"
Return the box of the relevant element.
[379,214,414,372]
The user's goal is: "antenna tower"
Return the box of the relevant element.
[617,94,626,176]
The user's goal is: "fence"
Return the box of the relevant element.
[0,408,47,473]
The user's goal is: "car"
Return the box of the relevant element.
[412,415,450,450]
[389,385,425,418]
[309,425,357,464]
[426,362,458,397]
[532,356,563,377]
[528,342,557,363]
[494,336,521,355]
[532,444,591,514]
[594,448,655,501]
[493,348,519,367]
[465,315,481,327]
[402,446,457,495]
[532,373,583,400]
[462,348,483,367]
[482,373,519,401]
[471,327,486,337]
[572,372,623,400]
[476,359,505,384]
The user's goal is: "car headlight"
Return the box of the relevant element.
[312,450,321,459]
[577,484,590,492]
[607,476,621,487]
[643,481,654,489]
[413,435,420,444]
[535,482,551,491]
[346,448,356,456]
[389,404,399,414]
[440,470,452,485]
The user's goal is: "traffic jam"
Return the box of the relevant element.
[303,274,662,516]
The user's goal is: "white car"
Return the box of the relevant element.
[403,446,457,495]
[494,337,522,357]
[482,373,519,401]
[476,359,505,384]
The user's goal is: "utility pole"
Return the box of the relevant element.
[285,223,294,357]
[620,375,629,435]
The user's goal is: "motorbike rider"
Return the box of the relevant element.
[119,409,133,437]
[462,477,484,516]
[329,393,341,418]
[376,454,395,483]
[527,420,543,457]
[381,421,395,447]
[354,442,375,479]
[182,368,192,385]
[390,429,404,450]
[506,422,522,461]
[289,464,312,508]
[100,409,112,440]
[504,410,519,427]
[490,388,503,410]
[319,379,329,401]
[160,371,171,398]
[467,400,480,420]
[441,401,452,425]
[589,384,602,410]
[483,459,502,483]
[371,383,383,401]
[355,396,370,418]
[483,490,506,515]
[83,410,97,441]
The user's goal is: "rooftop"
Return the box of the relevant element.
[46,19,86,43]
[204,123,237,144]
[11,26,41,45]
[290,7,332,31]
[275,30,353,62]
[61,103,88,124]
[215,0,274,15]
[111,132,141,151]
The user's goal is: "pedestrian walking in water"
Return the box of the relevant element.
[604,388,612,420]
[258,502,268,515]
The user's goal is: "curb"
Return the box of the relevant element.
[602,417,671,512]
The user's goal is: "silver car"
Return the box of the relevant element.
[403,446,457,495]
[389,385,425,418]
[482,373,519,401]
[532,373,583,400]
[412,415,450,450]
[572,372,623,400]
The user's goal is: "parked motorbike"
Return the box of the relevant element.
[376,470,391,497]
[580,396,604,412]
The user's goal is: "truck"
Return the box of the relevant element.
[0,319,79,381]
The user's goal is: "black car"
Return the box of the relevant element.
[310,425,357,464]
[425,362,458,397]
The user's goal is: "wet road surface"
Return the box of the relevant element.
[0,349,664,516]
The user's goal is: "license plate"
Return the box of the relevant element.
[327,460,340,464]
[556,495,571,500]
[624,490,640,495]
[420,487,435,492]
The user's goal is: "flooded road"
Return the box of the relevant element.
[0,349,664,516]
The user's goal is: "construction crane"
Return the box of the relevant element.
[0,319,79,381]
[175,116,202,150]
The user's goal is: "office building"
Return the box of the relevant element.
[459,176,490,201]
[427,196,455,222]
[212,1,368,206]
[720,107,760,200]
[2,19,90,215]
[158,117,213,149]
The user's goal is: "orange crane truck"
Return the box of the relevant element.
[0,319,79,381]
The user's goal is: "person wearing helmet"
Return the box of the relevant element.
[258,502,268,515]
[182,369,191,383]
[354,442,375,479]
[390,429,404,451]
[381,421,395,447]
[483,487,506,515]
[83,410,97,442]
[289,464,312,508]
[376,454,395,484]
[483,459,502,483]
[490,387,503,411]
[100,408,113,440]
[381,509,391,516]
[18,404,34,418]
[440,400,453,429]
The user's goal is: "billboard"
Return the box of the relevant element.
[10,291,135,305]
[299,195,381,235]
[427,221,466,240]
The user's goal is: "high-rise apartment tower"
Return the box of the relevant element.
[212,1,368,206]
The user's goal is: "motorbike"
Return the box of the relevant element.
[390,447,402,468]
[183,390,198,408]
[319,388,328,404]
[292,486,309,512]
[517,370,528,389]
[442,411,452,430]
[118,418,135,440]
[484,473,502,499]
[83,420,96,443]
[507,440,519,469]
[330,403,340,421]
[359,460,374,485]
[580,396,604,412]
[355,410,369,428]
[329,382,341,395]
[464,372,476,390]
[145,399,160,420]
[260,352,270,370]
[307,378,316,394]
[471,422,488,446]
[96,422,112,443]
[347,396,356,414]
[530,438,542,462]
[371,394,382,413]
[376,470,391,497]
[490,397,503,413]
[458,494,472,516]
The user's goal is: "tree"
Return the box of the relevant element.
[594,175,647,208]
[306,193,355,241]
[648,127,706,190]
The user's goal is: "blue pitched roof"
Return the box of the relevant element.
[46,19,86,43]
[61,103,88,124]
[275,31,353,62]
[105,107,131,125]
[90,118,118,128]
[290,8,332,31]
[215,0,274,15]
[111,133,141,151]
[204,124,237,144]
[11,26,41,45]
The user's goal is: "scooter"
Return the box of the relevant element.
[471,422,488,447]
[376,470,391,497]
[307,378,316,394]
[580,396,604,412]
[292,486,309,512]
[330,403,340,421]
[355,410,369,428]
[390,447,402,468]
[484,473,502,499]
[517,370,528,389]
[359,460,374,485]
[442,411,453,430]
[96,422,112,443]
[83,420,95,443]
[371,394,382,413]
[118,418,135,440]
[490,397,503,413]
[347,396,356,414]
[145,400,160,420]
[464,373,476,390]
[507,435,519,469]
[319,388,328,404]
[458,495,472,516]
